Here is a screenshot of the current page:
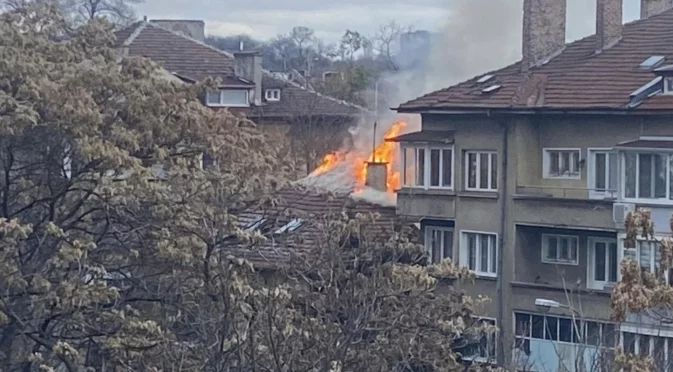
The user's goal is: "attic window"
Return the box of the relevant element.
[206,89,249,107]
[274,218,303,234]
[265,89,281,101]
[639,56,665,69]
[477,74,494,83]
[482,85,501,94]
[665,77,673,94]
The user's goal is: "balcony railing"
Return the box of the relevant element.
[516,185,618,200]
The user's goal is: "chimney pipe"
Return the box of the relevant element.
[596,0,623,53]
[641,0,673,19]
[522,0,567,72]
[365,162,388,192]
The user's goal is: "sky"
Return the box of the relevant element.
[136,0,643,43]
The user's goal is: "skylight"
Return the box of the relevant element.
[477,74,494,83]
[639,56,665,69]
[482,85,501,94]
[245,217,267,231]
[274,218,303,234]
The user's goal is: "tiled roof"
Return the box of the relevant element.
[386,130,455,144]
[114,22,368,118]
[398,9,673,112]
[226,187,419,267]
[615,139,673,148]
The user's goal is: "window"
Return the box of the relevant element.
[622,238,673,285]
[621,332,673,371]
[265,89,281,101]
[623,152,673,201]
[461,317,497,363]
[515,312,617,347]
[665,77,673,94]
[544,148,581,179]
[588,150,618,199]
[465,151,497,191]
[541,234,579,265]
[205,89,249,107]
[461,231,497,277]
[588,238,618,290]
[425,226,454,264]
[402,146,453,189]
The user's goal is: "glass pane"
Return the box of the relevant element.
[603,324,617,347]
[569,238,577,262]
[206,91,221,104]
[655,337,666,371]
[480,234,489,272]
[531,315,544,339]
[656,154,667,198]
[640,335,651,356]
[417,148,425,186]
[515,313,530,336]
[443,230,453,261]
[595,242,606,282]
[561,152,570,174]
[639,154,653,198]
[432,230,441,264]
[595,153,607,190]
[490,235,497,273]
[220,89,248,105]
[545,317,558,341]
[403,148,415,186]
[608,243,618,282]
[468,153,477,189]
[468,234,476,270]
[625,153,637,198]
[624,332,636,354]
[479,153,489,189]
[559,238,569,261]
[546,237,558,260]
[639,241,653,272]
[609,153,619,193]
[442,149,452,187]
[550,152,559,176]
[586,322,600,346]
[490,154,498,190]
[572,151,580,174]
[559,318,572,342]
[430,149,440,186]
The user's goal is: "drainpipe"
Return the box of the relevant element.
[488,110,508,366]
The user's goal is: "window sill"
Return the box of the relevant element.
[510,281,612,296]
[397,188,456,196]
[206,104,250,108]
[472,273,498,281]
[543,176,582,180]
[458,191,498,199]
[540,260,579,266]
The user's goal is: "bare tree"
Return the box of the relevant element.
[372,20,412,72]
[3,0,142,26]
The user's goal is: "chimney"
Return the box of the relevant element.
[234,51,262,106]
[150,20,205,42]
[522,0,567,71]
[596,0,623,52]
[641,0,673,19]
[365,162,388,192]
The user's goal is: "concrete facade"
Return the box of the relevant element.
[396,112,673,367]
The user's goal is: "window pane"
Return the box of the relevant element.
[595,153,607,190]
[550,152,560,176]
[569,238,577,262]
[403,148,415,186]
[531,315,544,339]
[431,229,441,264]
[545,317,558,341]
[656,154,667,198]
[561,152,570,174]
[443,230,454,261]
[608,243,618,282]
[546,237,558,260]
[559,238,569,260]
[640,335,651,357]
[417,148,425,186]
[572,151,580,174]
[220,89,248,105]
[639,154,653,198]
[515,313,530,336]
[609,153,619,192]
[480,234,489,272]
[430,149,440,186]
[479,153,489,189]
[559,318,572,342]
[640,241,653,272]
[206,91,221,104]
[586,322,600,346]
[624,332,636,354]
[490,235,497,274]
[595,242,606,281]
[442,149,452,187]
[468,234,476,270]
[468,153,477,188]
[654,337,666,371]
[490,154,498,189]
[625,153,637,198]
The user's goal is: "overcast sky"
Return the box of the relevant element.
[137,0,642,43]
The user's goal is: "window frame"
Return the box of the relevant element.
[464,150,498,192]
[400,144,454,190]
[514,311,618,348]
[205,89,250,107]
[587,237,619,290]
[265,88,281,101]
[460,230,498,278]
[543,148,582,180]
[665,77,673,94]
[541,233,579,266]
[621,150,673,204]
[462,317,497,363]
[424,226,454,264]
[587,148,618,199]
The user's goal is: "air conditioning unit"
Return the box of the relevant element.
[613,203,636,225]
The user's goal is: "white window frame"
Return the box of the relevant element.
[424,226,454,264]
[464,150,498,192]
[205,89,250,107]
[541,234,579,266]
[587,237,619,290]
[400,145,454,190]
[665,77,673,94]
[462,317,497,363]
[587,148,618,199]
[543,148,582,180]
[621,151,673,204]
[265,89,281,101]
[460,230,498,277]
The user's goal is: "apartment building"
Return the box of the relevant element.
[393,0,673,370]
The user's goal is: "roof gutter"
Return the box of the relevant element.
[397,108,673,116]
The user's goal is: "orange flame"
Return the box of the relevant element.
[310,120,407,193]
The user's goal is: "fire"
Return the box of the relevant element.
[310,120,407,193]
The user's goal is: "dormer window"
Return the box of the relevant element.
[265,89,281,101]
[664,77,673,94]
[205,89,249,107]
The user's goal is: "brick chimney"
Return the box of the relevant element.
[234,51,263,106]
[522,0,567,71]
[365,162,387,192]
[641,0,673,19]
[596,0,623,52]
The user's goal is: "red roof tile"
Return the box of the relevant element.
[398,9,673,112]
